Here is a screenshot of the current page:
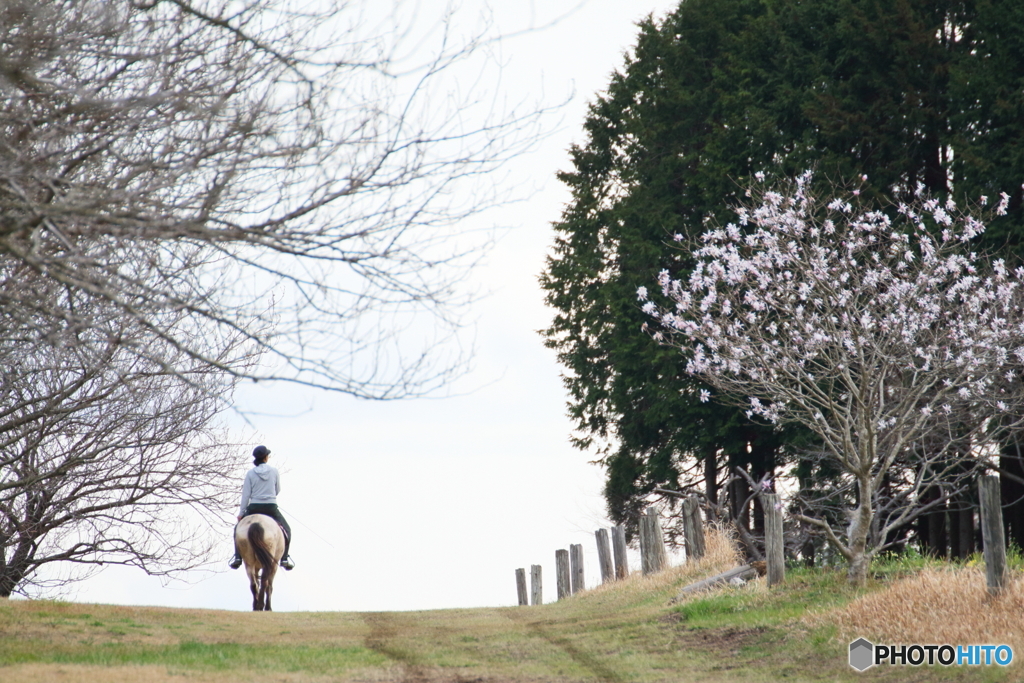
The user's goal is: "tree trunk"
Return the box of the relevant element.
[749,440,775,541]
[919,485,948,558]
[801,534,815,567]
[949,505,962,559]
[752,496,765,540]
[1000,441,1024,550]
[846,474,875,586]
[729,461,749,527]
[798,473,815,566]
[927,499,948,559]
[705,448,718,510]
[949,491,975,560]
[847,550,871,586]
[958,494,975,557]
[728,473,757,561]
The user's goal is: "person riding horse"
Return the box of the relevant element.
[229,445,295,570]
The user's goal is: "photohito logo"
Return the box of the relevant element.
[849,638,1013,671]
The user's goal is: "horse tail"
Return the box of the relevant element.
[248,522,275,574]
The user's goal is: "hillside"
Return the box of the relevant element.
[1,541,1020,682]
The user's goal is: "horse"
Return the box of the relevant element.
[235,514,285,611]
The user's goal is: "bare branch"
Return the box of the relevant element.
[0,0,550,399]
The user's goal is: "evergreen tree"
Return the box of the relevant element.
[541,0,1024,548]
[541,0,783,543]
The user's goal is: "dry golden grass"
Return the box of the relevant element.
[812,565,1024,650]
[579,523,742,605]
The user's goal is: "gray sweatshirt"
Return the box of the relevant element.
[239,463,280,516]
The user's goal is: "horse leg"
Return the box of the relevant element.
[249,567,262,611]
[258,571,270,611]
[264,566,276,612]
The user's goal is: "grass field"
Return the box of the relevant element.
[2,535,1021,682]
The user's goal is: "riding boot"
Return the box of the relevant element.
[280,533,294,570]
[228,523,242,569]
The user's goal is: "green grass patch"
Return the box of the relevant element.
[1,638,386,674]
[1,554,1019,682]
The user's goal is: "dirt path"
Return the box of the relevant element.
[362,611,497,683]
[499,608,624,683]
[363,612,433,683]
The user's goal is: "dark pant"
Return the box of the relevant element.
[235,503,292,559]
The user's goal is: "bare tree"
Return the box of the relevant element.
[0,270,251,597]
[641,173,1024,584]
[0,0,553,594]
[0,0,544,398]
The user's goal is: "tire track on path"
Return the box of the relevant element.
[363,612,431,683]
[500,608,625,683]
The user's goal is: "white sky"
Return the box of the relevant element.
[49,0,682,613]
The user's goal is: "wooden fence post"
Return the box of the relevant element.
[979,475,1007,596]
[612,525,629,579]
[763,493,785,587]
[515,568,528,606]
[595,529,614,583]
[683,496,706,561]
[530,564,543,605]
[570,543,585,594]
[556,549,571,600]
[640,508,668,575]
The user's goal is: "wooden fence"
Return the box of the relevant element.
[514,499,706,605]
[516,479,1013,603]
[979,475,1007,595]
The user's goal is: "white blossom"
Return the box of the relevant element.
[997,192,1011,216]
[638,171,1024,517]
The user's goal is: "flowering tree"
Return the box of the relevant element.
[640,173,1024,584]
